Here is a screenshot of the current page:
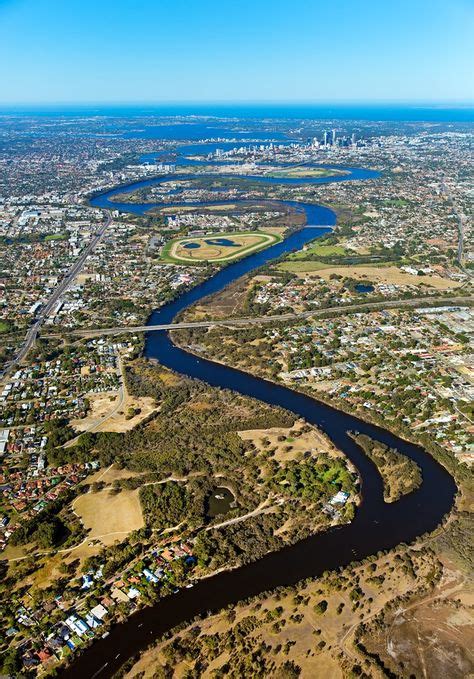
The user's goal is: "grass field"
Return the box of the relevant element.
[44,232,68,241]
[238,419,343,463]
[74,488,144,545]
[0,320,11,333]
[290,241,347,259]
[279,261,462,288]
[162,230,281,263]
[279,260,332,272]
[156,203,239,215]
[265,165,348,179]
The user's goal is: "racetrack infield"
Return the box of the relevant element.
[162,230,281,263]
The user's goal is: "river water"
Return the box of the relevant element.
[64,155,456,678]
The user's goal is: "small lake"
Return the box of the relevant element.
[206,487,235,518]
[355,283,374,293]
[183,238,239,250]
[205,238,239,247]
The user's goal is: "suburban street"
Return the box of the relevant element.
[1,213,112,379]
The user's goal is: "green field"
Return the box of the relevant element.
[278,261,331,273]
[381,199,410,207]
[44,232,69,241]
[289,242,347,260]
[265,166,348,179]
[161,230,282,264]
[0,320,11,334]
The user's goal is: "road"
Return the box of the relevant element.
[1,214,112,379]
[41,294,473,338]
[63,352,126,447]
[441,176,470,275]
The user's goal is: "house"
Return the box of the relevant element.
[65,615,89,637]
[127,587,140,600]
[90,603,108,620]
[161,548,174,562]
[85,613,101,629]
[37,649,52,663]
[143,568,158,584]
[111,587,129,603]
[81,574,94,589]
[330,491,349,505]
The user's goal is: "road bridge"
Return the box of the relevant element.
[41,295,473,339]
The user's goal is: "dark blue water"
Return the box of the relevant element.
[90,167,379,216]
[139,140,295,166]
[204,238,238,247]
[355,283,375,293]
[64,151,457,679]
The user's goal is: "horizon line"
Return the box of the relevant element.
[1,99,474,109]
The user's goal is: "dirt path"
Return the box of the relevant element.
[205,497,282,531]
[4,530,132,563]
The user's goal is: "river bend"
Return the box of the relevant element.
[63,157,456,678]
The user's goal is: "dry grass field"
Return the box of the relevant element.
[238,418,344,463]
[281,262,462,289]
[73,488,144,545]
[71,389,157,435]
[124,544,451,679]
[267,165,348,179]
[86,464,143,485]
[157,203,239,215]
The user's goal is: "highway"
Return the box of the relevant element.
[441,176,470,275]
[1,214,112,379]
[41,294,473,339]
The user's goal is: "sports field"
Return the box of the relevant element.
[162,230,282,263]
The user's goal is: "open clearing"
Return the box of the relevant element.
[162,230,281,263]
[70,389,157,435]
[291,241,347,258]
[156,203,239,215]
[265,165,349,179]
[85,464,143,485]
[279,262,462,288]
[123,545,435,679]
[73,488,144,545]
[239,418,344,463]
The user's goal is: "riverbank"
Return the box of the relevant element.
[170,329,464,490]
[60,160,457,679]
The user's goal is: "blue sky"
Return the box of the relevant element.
[0,0,473,104]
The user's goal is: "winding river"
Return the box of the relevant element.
[63,151,457,677]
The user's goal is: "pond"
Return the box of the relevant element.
[205,238,239,247]
[355,283,374,293]
[206,486,235,518]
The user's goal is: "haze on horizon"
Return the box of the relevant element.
[0,0,473,106]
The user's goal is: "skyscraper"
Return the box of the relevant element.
[332,129,337,145]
